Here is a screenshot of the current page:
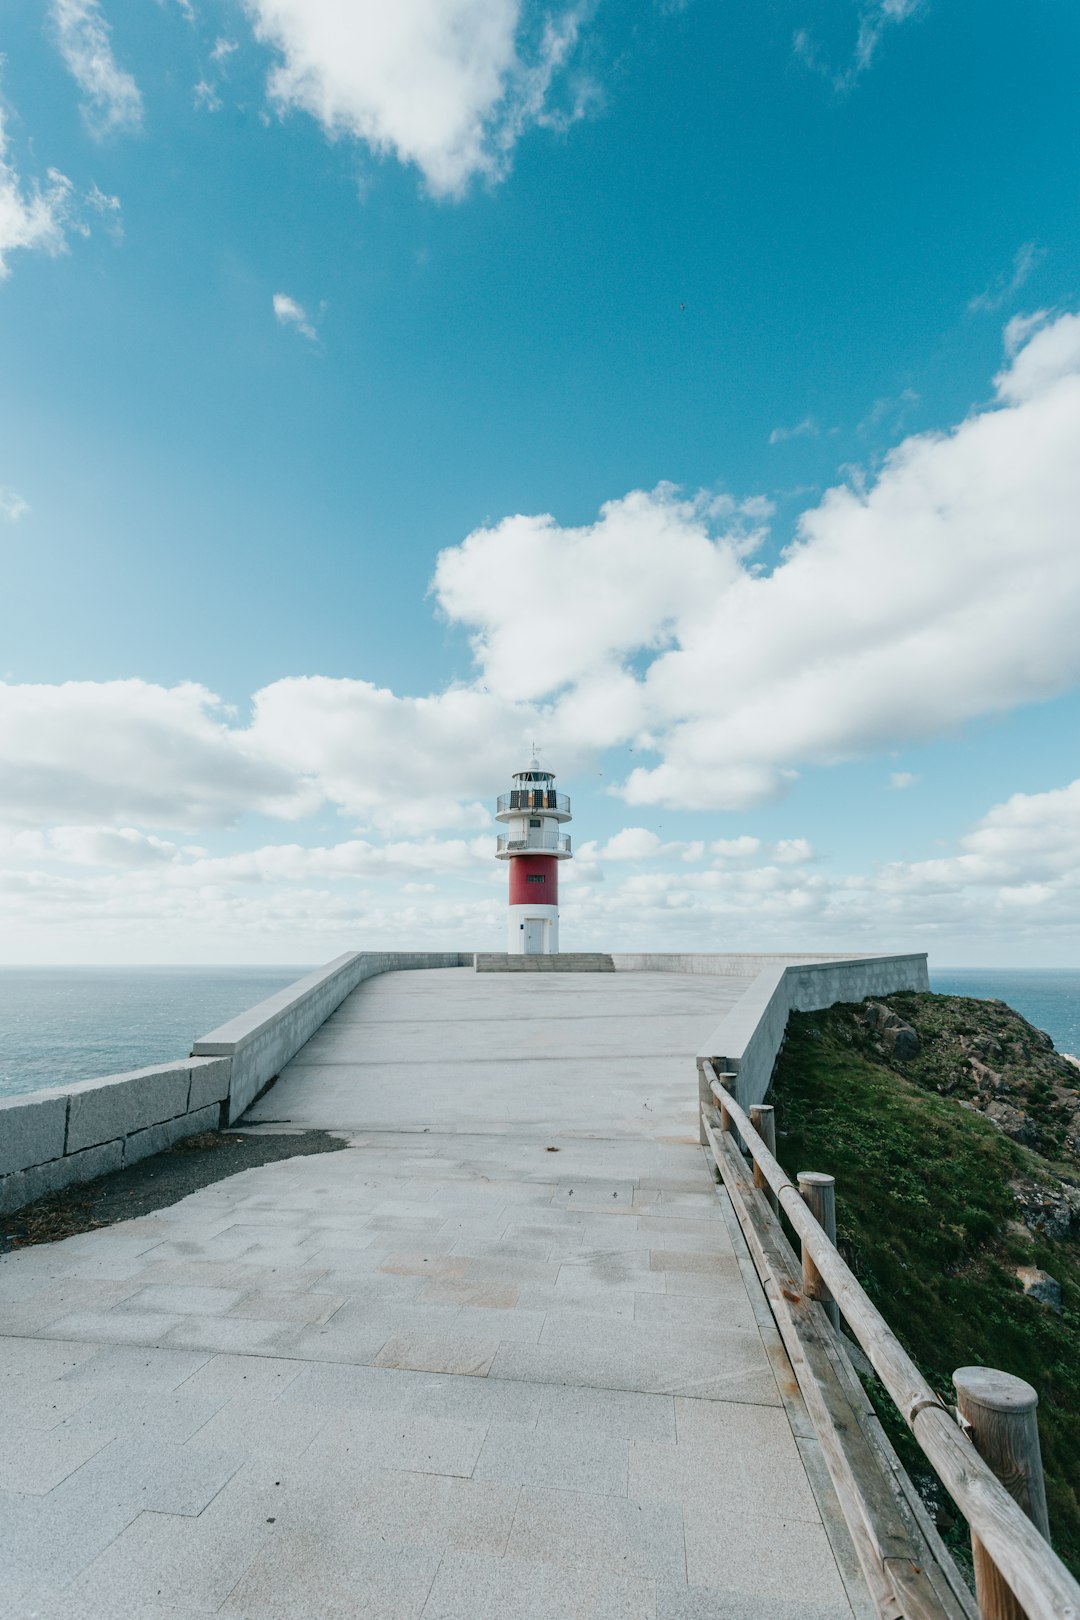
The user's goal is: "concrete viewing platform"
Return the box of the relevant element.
[1,966,873,1619]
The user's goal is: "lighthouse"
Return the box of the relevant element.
[495,756,573,954]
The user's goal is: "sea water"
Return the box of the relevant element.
[0,963,1077,1104]
[0,967,308,1100]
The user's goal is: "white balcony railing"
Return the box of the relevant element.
[496,833,571,855]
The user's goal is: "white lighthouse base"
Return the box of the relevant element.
[508,903,559,955]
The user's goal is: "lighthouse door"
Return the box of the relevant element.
[523,918,545,955]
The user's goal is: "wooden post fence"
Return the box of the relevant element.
[799,1169,840,1331]
[702,1060,1080,1620]
[954,1367,1052,1620]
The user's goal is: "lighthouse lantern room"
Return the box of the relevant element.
[495,757,572,954]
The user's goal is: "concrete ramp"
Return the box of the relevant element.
[0,966,869,1619]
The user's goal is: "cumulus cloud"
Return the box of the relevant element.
[47,826,181,866]
[8,311,1080,843]
[576,827,704,863]
[879,779,1080,896]
[889,771,920,790]
[244,676,547,833]
[433,487,768,706]
[994,310,1080,403]
[0,109,74,278]
[562,776,1080,957]
[0,676,551,838]
[434,309,1080,811]
[1003,310,1050,358]
[50,0,144,137]
[711,836,762,859]
[272,292,318,340]
[0,487,29,522]
[0,680,317,831]
[242,0,591,197]
[7,308,1080,955]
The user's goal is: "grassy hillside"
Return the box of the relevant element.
[769,995,1080,1578]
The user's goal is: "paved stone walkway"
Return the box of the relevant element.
[0,968,867,1619]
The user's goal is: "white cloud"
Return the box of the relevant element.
[434,310,1080,811]
[0,679,317,831]
[576,827,704,863]
[0,109,74,278]
[879,779,1080,895]
[273,292,318,341]
[769,417,817,445]
[994,310,1080,402]
[774,838,814,864]
[244,676,545,833]
[194,79,221,112]
[0,487,29,522]
[5,773,1080,964]
[0,674,553,839]
[711,836,762,859]
[432,486,767,705]
[969,242,1043,316]
[48,826,181,866]
[1002,310,1049,358]
[561,776,1080,959]
[50,0,144,137]
[242,0,591,197]
[889,771,920,790]
[795,0,921,91]
[5,311,1080,855]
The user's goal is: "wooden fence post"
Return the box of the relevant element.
[749,1104,779,1214]
[716,1072,738,1134]
[953,1366,1051,1620]
[798,1171,840,1331]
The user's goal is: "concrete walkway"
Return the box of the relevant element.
[0,968,867,1619]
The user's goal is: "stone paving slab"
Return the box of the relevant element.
[0,968,862,1618]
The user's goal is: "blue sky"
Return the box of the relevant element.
[2,0,1079,965]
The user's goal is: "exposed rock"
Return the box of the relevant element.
[861,1002,919,1060]
[986,1100,1040,1148]
[1015,1266,1063,1313]
[856,990,1080,1166]
[969,1056,1002,1090]
[887,1023,920,1061]
[1011,1176,1080,1240]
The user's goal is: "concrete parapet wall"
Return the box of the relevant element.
[0,1057,229,1215]
[695,952,929,1123]
[475,953,614,972]
[194,951,474,1121]
[0,951,474,1213]
[610,952,857,976]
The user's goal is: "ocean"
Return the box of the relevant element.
[0,964,1077,1103]
[0,967,308,1100]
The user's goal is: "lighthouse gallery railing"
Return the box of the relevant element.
[497,790,570,814]
[496,833,571,854]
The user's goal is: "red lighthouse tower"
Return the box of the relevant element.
[495,756,573,954]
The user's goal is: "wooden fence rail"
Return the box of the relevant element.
[702,1059,1080,1620]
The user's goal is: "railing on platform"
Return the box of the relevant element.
[702,1059,1080,1620]
[495,833,572,854]
[496,790,570,815]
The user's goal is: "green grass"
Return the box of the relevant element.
[770,1001,1080,1578]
